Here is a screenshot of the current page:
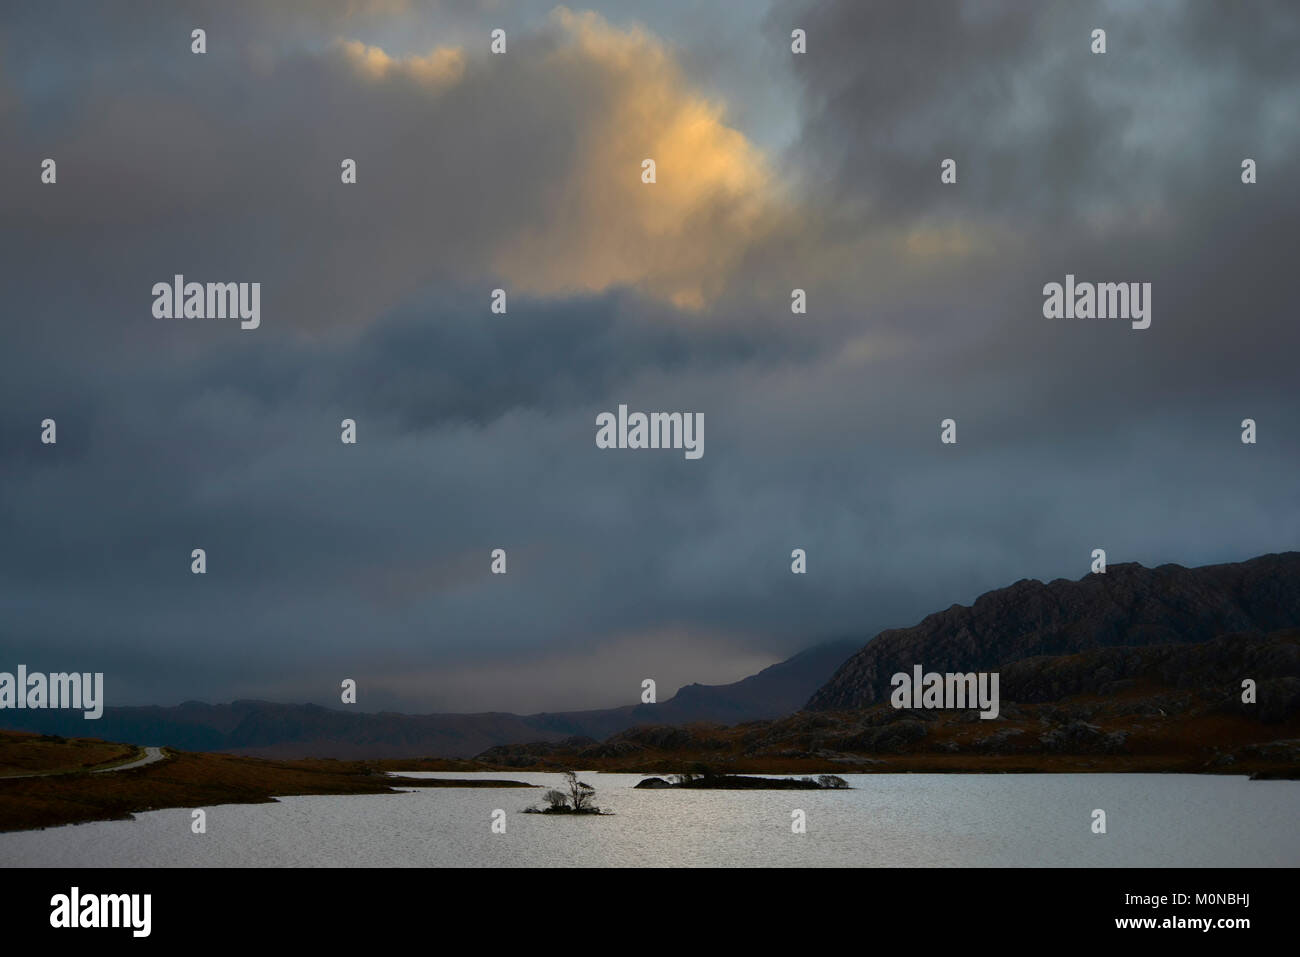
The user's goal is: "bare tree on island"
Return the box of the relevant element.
[531,770,604,814]
[563,770,596,811]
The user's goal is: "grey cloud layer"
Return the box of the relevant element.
[0,1,1296,711]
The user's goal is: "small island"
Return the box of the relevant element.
[636,770,851,790]
[523,770,613,815]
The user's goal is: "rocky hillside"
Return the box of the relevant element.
[456,630,1300,776]
[807,553,1300,711]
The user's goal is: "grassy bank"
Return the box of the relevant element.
[0,730,534,833]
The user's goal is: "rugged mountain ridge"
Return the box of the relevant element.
[466,630,1300,773]
[807,552,1300,711]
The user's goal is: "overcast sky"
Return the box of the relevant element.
[1,0,1296,713]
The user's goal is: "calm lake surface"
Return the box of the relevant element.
[2,772,1297,867]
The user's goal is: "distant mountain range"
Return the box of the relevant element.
[7,553,1299,763]
[0,639,859,758]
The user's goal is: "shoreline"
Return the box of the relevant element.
[0,732,536,834]
[2,729,1296,835]
[373,753,1300,779]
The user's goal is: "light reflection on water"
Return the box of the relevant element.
[2,772,1297,867]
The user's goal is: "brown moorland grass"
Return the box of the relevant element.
[0,731,138,777]
[0,732,535,833]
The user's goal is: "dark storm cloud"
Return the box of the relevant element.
[0,1,1297,712]
[780,0,1300,221]
[754,0,1300,440]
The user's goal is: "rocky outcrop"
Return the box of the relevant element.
[634,776,673,788]
[808,553,1300,711]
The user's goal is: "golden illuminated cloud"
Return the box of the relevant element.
[491,8,781,311]
[327,8,785,314]
[338,38,465,88]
